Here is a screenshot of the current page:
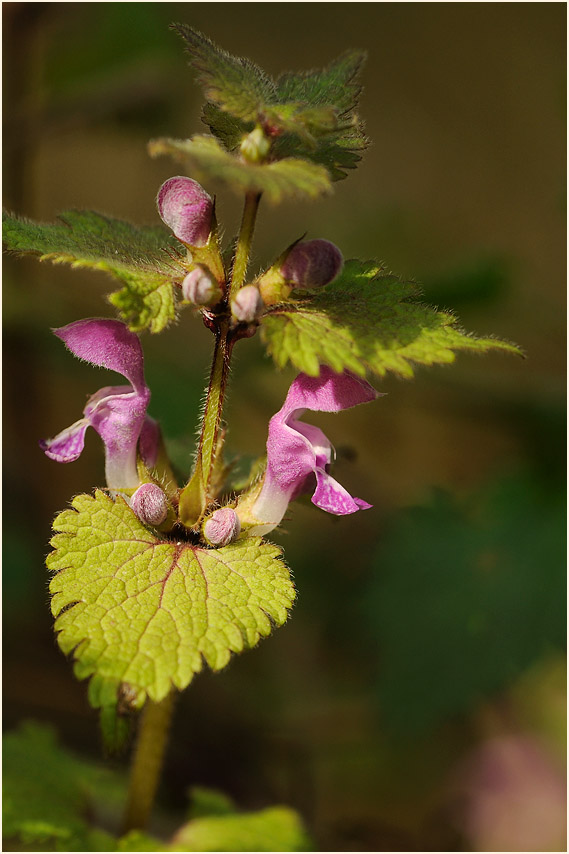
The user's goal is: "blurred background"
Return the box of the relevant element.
[3,3,566,851]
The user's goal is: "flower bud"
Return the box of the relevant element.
[157,176,213,247]
[203,507,241,547]
[182,266,222,306]
[130,483,168,526]
[240,126,271,163]
[231,285,264,323]
[281,239,343,289]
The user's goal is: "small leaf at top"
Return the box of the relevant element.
[172,23,277,122]
[275,49,366,117]
[3,210,187,333]
[261,259,523,378]
[47,491,295,706]
[173,25,367,178]
[148,135,331,202]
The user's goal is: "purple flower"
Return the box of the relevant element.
[240,367,379,535]
[157,176,213,247]
[40,319,157,491]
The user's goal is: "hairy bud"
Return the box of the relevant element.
[130,483,168,526]
[157,176,213,247]
[182,266,222,306]
[231,285,264,323]
[203,507,241,547]
[240,127,271,164]
[281,239,343,289]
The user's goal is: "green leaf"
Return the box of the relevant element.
[170,806,311,852]
[148,136,331,202]
[172,23,277,123]
[173,25,367,178]
[261,259,523,379]
[275,50,366,117]
[3,210,185,332]
[108,270,177,334]
[3,722,117,851]
[47,491,295,705]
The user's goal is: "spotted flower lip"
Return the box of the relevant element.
[242,367,380,535]
[39,318,157,490]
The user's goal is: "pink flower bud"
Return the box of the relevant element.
[130,483,168,526]
[281,239,343,289]
[182,266,222,306]
[157,176,213,246]
[231,285,264,323]
[203,507,241,547]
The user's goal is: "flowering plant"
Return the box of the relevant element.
[3,22,521,850]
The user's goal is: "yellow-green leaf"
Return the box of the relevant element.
[47,491,295,706]
[261,259,523,378]
[148,135,331,202]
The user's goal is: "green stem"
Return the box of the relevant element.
[199,322,232,491]
[228,191,261,300]
[121,693,176,834]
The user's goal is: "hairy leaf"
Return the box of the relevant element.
[172,23,276,122]
[275,50,366,116]
[173,25,367,177]
[149,135,331,202]
[3,210,185,332]
[171,806,311,852]
[47,491,295,705]
[261,259,523,378]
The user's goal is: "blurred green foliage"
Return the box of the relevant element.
[364,471,565,733]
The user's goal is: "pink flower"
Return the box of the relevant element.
[240,367,379,535]
[157,176,213,247]
[40,319,158,490]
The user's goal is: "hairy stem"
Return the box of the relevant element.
[181,192,262,523]
[199,321,232,494]
[121,693,176,834]
[228,191,261,301]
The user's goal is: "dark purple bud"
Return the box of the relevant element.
[281,239,343,289]
[131,483,168,526]
[231,285,264,323]
[203,507,241,547]
[182,266,222,306]
[157,176,213,247]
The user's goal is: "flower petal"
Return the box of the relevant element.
[39,418,89,463]
[54,319,147,395]
[139,416,160,468]
[312,469,371,515]
[281,366,379,422]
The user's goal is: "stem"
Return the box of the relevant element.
[199,322,232,491]
[184,191,261,512]
[121,693,176,834]
[228,191,261,301]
